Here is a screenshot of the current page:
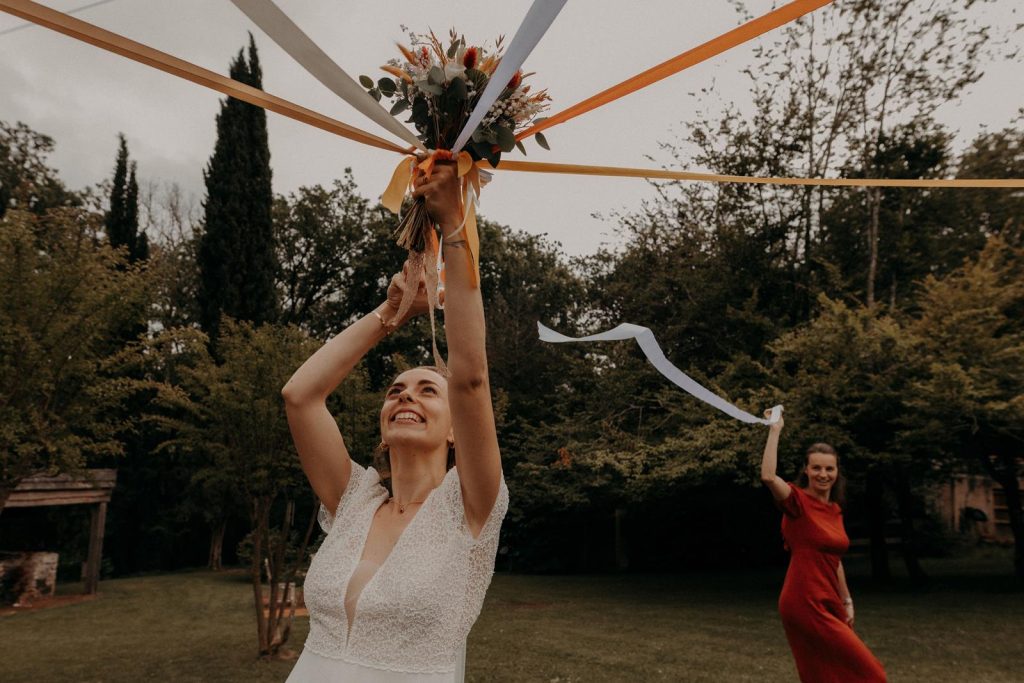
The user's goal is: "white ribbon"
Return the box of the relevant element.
[450,0,567,153]
[538,322,782,426]
[228,0,425,151]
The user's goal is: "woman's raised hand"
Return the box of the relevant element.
[412,161,462,233]
[765,408,785,433]
[386,262,432,324]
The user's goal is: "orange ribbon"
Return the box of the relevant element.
[489,159,1024,189]
[516,0,834,142]
[0,0,409,154]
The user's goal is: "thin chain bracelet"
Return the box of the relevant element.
[372,309,393,334]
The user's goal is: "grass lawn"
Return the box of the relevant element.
[1,550,1020,682]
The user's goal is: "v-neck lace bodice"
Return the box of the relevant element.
[301,461,508,676]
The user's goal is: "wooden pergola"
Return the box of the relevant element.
[3,469,117,594]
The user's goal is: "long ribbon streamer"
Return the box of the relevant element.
[491,160,1024,189]
[451,0,567,153]
[228,0,424,151]
[0,0,406,153]
[517,0,834,142]
[538,322,782,426]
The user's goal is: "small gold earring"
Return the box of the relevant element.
[378,441,389,451]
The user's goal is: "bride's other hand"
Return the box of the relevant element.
[386,263,430,323]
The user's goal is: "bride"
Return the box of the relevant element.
[281,162,507,682]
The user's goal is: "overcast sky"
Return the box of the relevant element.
[1,1,1020,255]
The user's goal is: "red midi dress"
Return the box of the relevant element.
[778,483,886,683]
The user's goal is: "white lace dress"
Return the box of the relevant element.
[288,461,508,682]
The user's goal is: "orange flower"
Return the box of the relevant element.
[507,70,522,90]
[381,64,413,83]
[463,46,478,69]
[397,43,417,65]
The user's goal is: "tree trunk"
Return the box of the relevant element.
[1002,477,1024,579]
[866,468,890,581]
[250,497,269,656]
[613,506,629,571]
[979,453,1024,579]
[993,457,1024,579]
[208,519,226,571]
[892,473,927,584]
[866,187,881,307]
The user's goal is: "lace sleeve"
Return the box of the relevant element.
[438,467,509,545]
[471,476,509,545]
[317,460,368,534]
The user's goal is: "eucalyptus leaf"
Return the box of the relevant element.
[515,140,527,156]
[448,77,468,101]
[495,125,516,153]
[412,97,429,120]
[472,140,493,161]
[447,41,459,59]
[390,100,409,115]
[428,66,444,86]
[359,75,374,89]
[419,82,443,96]
[378,78,397,96]
[535,132,550,150]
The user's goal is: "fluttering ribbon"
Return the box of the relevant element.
[516,0,834,142]
[538,322,783,426]
[450,0,567,153]
[228,0,425,151]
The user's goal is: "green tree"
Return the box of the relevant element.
[148,319,322,656]
[197,35,277,346]
[0,120,78,219]
[0,207,149,512]
[769,297,925,580]
[903,237,1024,576]
[105,134,148,264]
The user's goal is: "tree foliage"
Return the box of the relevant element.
[197,36,277,345]
[0,207,150,508]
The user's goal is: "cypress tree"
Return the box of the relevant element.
[105,134,148,263]
[198,34,278,347]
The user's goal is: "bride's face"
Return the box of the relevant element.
[380,368,452,452]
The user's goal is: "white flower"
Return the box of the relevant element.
[443,62,466,81]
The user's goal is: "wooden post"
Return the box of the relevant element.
[84,502,108,594]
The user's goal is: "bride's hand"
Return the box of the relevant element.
[385,263,431,324]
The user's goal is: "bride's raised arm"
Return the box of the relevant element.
[281,269,427,514]
[413,162,502,536]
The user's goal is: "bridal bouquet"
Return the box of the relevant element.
[362,29,551,253]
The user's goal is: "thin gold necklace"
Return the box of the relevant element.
[390,498,426,514]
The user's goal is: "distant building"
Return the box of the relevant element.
[936,474,1019,544]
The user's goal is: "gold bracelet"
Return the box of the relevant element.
[372,309,392,333]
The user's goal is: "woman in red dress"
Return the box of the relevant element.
[760,412,887,682]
